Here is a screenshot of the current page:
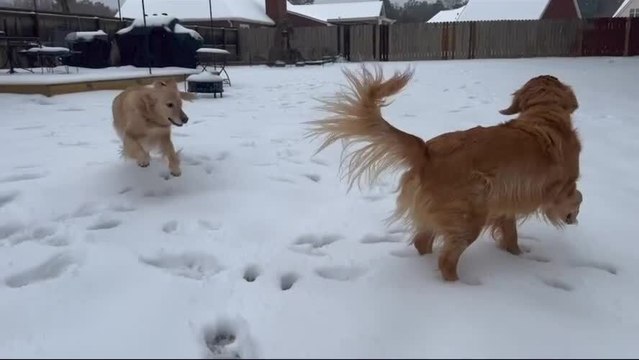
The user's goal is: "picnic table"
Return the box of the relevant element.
[195,47,231,86]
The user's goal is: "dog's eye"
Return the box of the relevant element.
[167,103,174,108]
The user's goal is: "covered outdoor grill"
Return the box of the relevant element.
[64,30,111,68]
[114,15,203,68]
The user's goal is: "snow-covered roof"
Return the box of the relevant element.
[613,0,638,17]
[287,1,383,24]
[428,5,466,23]
[117,0,275,26]
[457,0,549,21]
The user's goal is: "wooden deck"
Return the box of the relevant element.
[0,72,192,97]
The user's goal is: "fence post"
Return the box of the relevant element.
[337,25,342,56]
[577,19,584,56]
[32,12,40,39]
[468,21,475,59]
[624,16,631,56]
[441,23,448,60]
[222,28,227,50]
[373,24,381,61]
[95,16,101,31]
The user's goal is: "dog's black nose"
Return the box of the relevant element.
[181,115,189,123]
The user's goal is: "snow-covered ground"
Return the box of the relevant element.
[1,57,638,358]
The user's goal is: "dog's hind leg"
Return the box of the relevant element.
[437,219,483,282]
[123,134,150,167]
[413,231,436,255]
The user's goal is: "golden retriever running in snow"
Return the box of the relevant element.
[306,65,583,282]
[112,79,189,177]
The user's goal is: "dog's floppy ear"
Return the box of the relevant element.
[499,90,521,115]
[156,79,178,90]
[139,92,156,115]
[151,80,165,89]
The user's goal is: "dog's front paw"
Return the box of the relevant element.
[137,154,151,168]
[170,166,182,177]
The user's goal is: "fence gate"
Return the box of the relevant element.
[349,24,374,62]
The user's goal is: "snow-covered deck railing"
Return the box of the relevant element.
[0,66,199,86]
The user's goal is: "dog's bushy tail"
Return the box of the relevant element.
[306,65,427,189]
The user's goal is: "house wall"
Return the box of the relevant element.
[542,0,581,19]
[614,0,639,17]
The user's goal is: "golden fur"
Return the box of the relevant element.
[112,79,189,176]
[306,66,583,281]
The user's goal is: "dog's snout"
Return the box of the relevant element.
[180,112,189,124]
[565,213,578,225]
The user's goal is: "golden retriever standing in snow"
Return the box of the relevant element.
[306,66,583,282]
[112,79,189,177]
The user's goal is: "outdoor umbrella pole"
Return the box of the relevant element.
[141,0,152,75]
[208,0,213,29]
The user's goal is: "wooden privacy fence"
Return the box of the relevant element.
[238,27,278,64]
[0,8,127,44]
[237,26,339,64]
[383,17,638,61]
[289,26,338,62]
[237,17,639,65]
[185,25,239,60]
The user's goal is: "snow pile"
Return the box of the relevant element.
[64,30,108,42]
[186,71,224,82]
[117,14,202,41]
[24,46,70,53]
[116,14,178,34]
[117,0,274,26]
[457,0,549,21]
[196,48,231,55]
[0,57,638,358]
[288,0,383,23]
[173,24,203,41]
